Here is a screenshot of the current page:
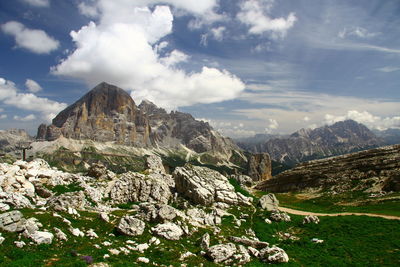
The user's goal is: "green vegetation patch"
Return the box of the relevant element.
[51,182,84,196]
[275,192,400,217]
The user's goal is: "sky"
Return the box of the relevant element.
[0,0,399,138]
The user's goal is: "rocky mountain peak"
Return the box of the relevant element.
[138,99,167,115]
[36,82,240,157]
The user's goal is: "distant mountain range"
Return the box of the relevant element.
[236,120,399,166]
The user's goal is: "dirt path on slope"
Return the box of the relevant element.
[279,207,400,220]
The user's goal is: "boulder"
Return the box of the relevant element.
[110,172,171,204]
[258,193,279,211]
[0,192,32,209]
[116,216,145,236]
[200,233,210,250]
[47,191,86,212]
[173,164,252,206]
[29,231,54,245]
[151,222,183,240]
[259,246,289,263]
[157,205,177,222]
[206,243,236,263]
[303,215,320,224]
[270,210,291,222]
[0,210,25,232]
[87,163,107,179]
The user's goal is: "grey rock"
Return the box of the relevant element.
[237,245,251,265]
[47,191,86,212]
[173,164,252,206]
[157,205,177,222]
[0,210,25,232]
[54,227,68,241]
[270,210,291,222]
[29,231,54,245]
[206,243,236,263]
[87,163,108,179]
[200,233,210,250]
[151,222,183,240]
[110,172,171,204]
[117,216,145,236]
[303,215,320,224]
[145,155,166,174]
[14,241,26,248]
[258,193,279,211]
[259,246,289,263]
[0,192,32,209]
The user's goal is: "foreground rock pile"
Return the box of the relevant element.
[0,154,320,265]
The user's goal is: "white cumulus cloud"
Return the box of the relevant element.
[22,0,49,7]
[25,79,43,93]
[14,114,36,121]
[53,2,245,109]
[237,0,297,38]
[324,110,400,131]
[1,21,59,54]
[0,77,67,122]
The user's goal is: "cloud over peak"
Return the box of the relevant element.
[54,2,245,109]
[1,21,59,54]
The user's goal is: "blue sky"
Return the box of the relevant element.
[0,0,399,137]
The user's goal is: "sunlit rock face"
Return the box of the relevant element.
[37,82,239,156]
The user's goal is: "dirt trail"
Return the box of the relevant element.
[279,207,400,220]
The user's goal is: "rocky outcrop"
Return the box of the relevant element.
[151,222,183,240]
[258,194,279,211]
[247,153,272,181]
[238,120,384,166]
[260,246,289,263]
[256,145,400,194]
[303,215,320,224]
[116,216,145,236]
[173,164,252,206]
[109,172,172,204]
[206,243,237,263]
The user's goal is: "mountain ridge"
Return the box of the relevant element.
[237,120,384,166]
[36,82,240,160]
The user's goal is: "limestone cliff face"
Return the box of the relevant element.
[255,144,400,193]
[37,82,151,146]
[247,153,272,182]
[37,82,239,156]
